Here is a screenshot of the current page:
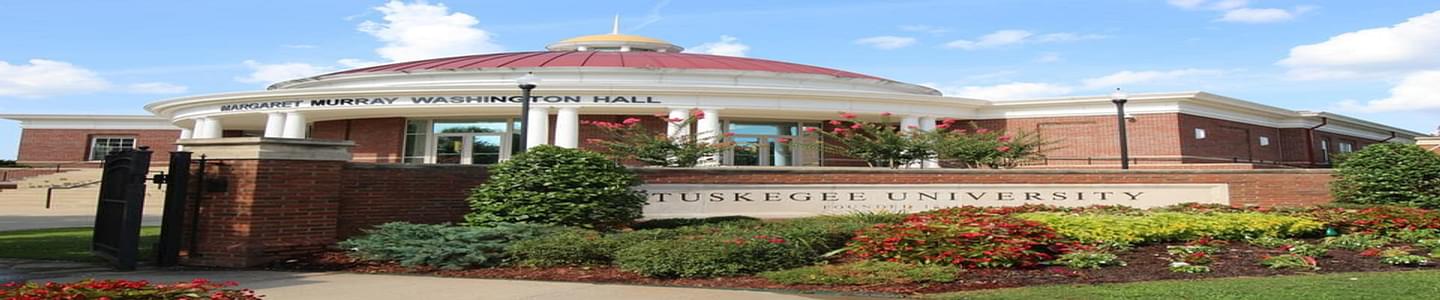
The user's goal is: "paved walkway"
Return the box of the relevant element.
[23,269,879,300]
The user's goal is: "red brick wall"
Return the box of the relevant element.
[336,164,488,237]
[968,114,1182,165]
[311,118,407,163]
[183,159,344,268]
[16,128,180,164]
[1178,114,1285,163]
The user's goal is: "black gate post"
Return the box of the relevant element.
[155,151,191,266]
[91,147,153,271]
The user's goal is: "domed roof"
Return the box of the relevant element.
[557,33,673,45]
[325,51,889,81]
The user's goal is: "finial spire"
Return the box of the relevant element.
[611,14,620,34]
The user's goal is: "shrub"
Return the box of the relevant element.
[507,228,615,267]
[339,222,558,269]
[1388,229,1440,243]
[847,212,1075,268]
[1016,212,1324,246]
[759,261,960,285]
[1284,243,1330,257]
[1332,143,1440,208]
[801,112,934,168]
[583,111,731,167]
[928,121,1049,169]
[1054,250,1125,269]
[465,145,647,229]
[614,233,816,278]
[0,279,260,300]
[1322,234,1391,251]
[1260,254,1319,270]
[1305,206,1440,234]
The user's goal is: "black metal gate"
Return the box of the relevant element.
[91,147,152,270]
[90,147,192,270]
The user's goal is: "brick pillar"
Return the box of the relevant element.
[175,137,354,267]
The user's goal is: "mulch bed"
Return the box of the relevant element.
[264,241,1433,297]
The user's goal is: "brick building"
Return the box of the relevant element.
[2,31,1427,168]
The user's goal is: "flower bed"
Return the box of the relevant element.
[0,279,260,300]
[270,204,1440,296]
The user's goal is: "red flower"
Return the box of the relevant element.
[691,110,706,119]
[936,124,950,129]
[976,128,991,134]
[621,117,642,125]
[777,137,791,143]
[723,132,736,137]
[803,127,818,133]
[850,123,863,129]
[996,146,1012,152]
[839,112,858,119]
[942,118,958,124]
[828,120,843,126]
[998,135,1013,142]
[880,112,893,117]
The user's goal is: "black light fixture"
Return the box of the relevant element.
[1111,88,1131,170]
[515,72,540,153]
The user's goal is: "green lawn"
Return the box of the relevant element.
[929,270,1440,300]
[0,227,160,262]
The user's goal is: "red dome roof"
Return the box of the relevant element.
[327,51,888,81]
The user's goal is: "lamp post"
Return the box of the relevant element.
[516,72,540,153]
[1111,88,1130,170]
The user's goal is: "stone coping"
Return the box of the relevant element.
[343,163,1332,174]
[177,137,355,147]
[177,137,355,161]
[627,166,1334,175]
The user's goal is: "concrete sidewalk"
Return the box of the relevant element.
[38,269,884,300]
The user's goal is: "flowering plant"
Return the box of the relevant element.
[584,110,731,167]
[801,112,934,168]
[926,119,1049,169]
[1260,253,1320,270]
[1305,206,1440,235]
[846,208,1077,268]
[0,278,260,300]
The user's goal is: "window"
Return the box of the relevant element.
[400,118,518,165]
[1320,140,1331,163]
[1194,128,1207,140]
[1258,136,1271,146]
[88,136,136,161]
[1339,142,1355,153]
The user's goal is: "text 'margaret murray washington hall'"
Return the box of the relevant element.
[1,30,1427,168]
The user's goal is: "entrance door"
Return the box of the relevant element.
[726,135,794,166]
[433,133,508,165]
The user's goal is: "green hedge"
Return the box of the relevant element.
[1332,143,1440,208]
[1015,212,1324,246]
[338,222,559,269]
[465,145,647,229]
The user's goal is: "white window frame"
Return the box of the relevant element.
[1194,128,1207,140]
[1258,136,1270,146]
[88,136,136,161]
[402,118,519,165]
[1339,142,1355,153]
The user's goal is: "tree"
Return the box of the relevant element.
[1332,143,1440,208]
[465,145,647,229]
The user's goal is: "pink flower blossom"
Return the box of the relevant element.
[942,118,958,124]
[880,112,893,117]
[777,137,791,143]
[937,124,951,129]
[850,123,863,129]
[723,132,736,137]
[998,135,1012,142]
[803,127,818,133]
[828,120,843,126]
[621,117,642,125]
[996,146,1012,152]
[692,110,705,119]
[667,117,685,123]
[976,128,991,134]
[839,112,858,119]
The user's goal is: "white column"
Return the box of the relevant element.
[190,118,208,138]
[281,111,307,138]
[920,116,939,168]
[696,108,721,167]
[900,115,921,132]
[177,128,193,150]
[554,107,579,148]
[201,117,223,139]
[666,108,689,138]
[263,112,287,138]
[526,107,550,149]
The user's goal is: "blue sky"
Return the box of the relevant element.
[3,0,1439,159]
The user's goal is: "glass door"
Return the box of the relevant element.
[433,133,509,165]
[471,135,503,165]
[727,135,795,166]
[435,135,465,164]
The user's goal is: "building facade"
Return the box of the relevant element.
[2,31,1427,168]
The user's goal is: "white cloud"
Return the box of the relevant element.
[1034,52,1063,63]
[689,35,750,57]
[1081,69,1224,89]
[932,82,1074,100]
[236,60,335,84]
[358,0,502,62]
[1169,0,1248,10]
[944,30,1104,50]
[126,82,188,94]
[0,59,111,98]
[854,36,917,50]
[1279,10,1440,80]
[899,25,949,35]
[1218,7,1302,23]
[1339,71,1440,113]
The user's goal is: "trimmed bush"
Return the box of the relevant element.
[1332,143,1440,208]
[630,216,762,230]
[759,261,960,285]
[611,214,888,278]
[465,145,647,229]
[1016,212,1324,246]
[507,228,615,267]
[339,222,558,269]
